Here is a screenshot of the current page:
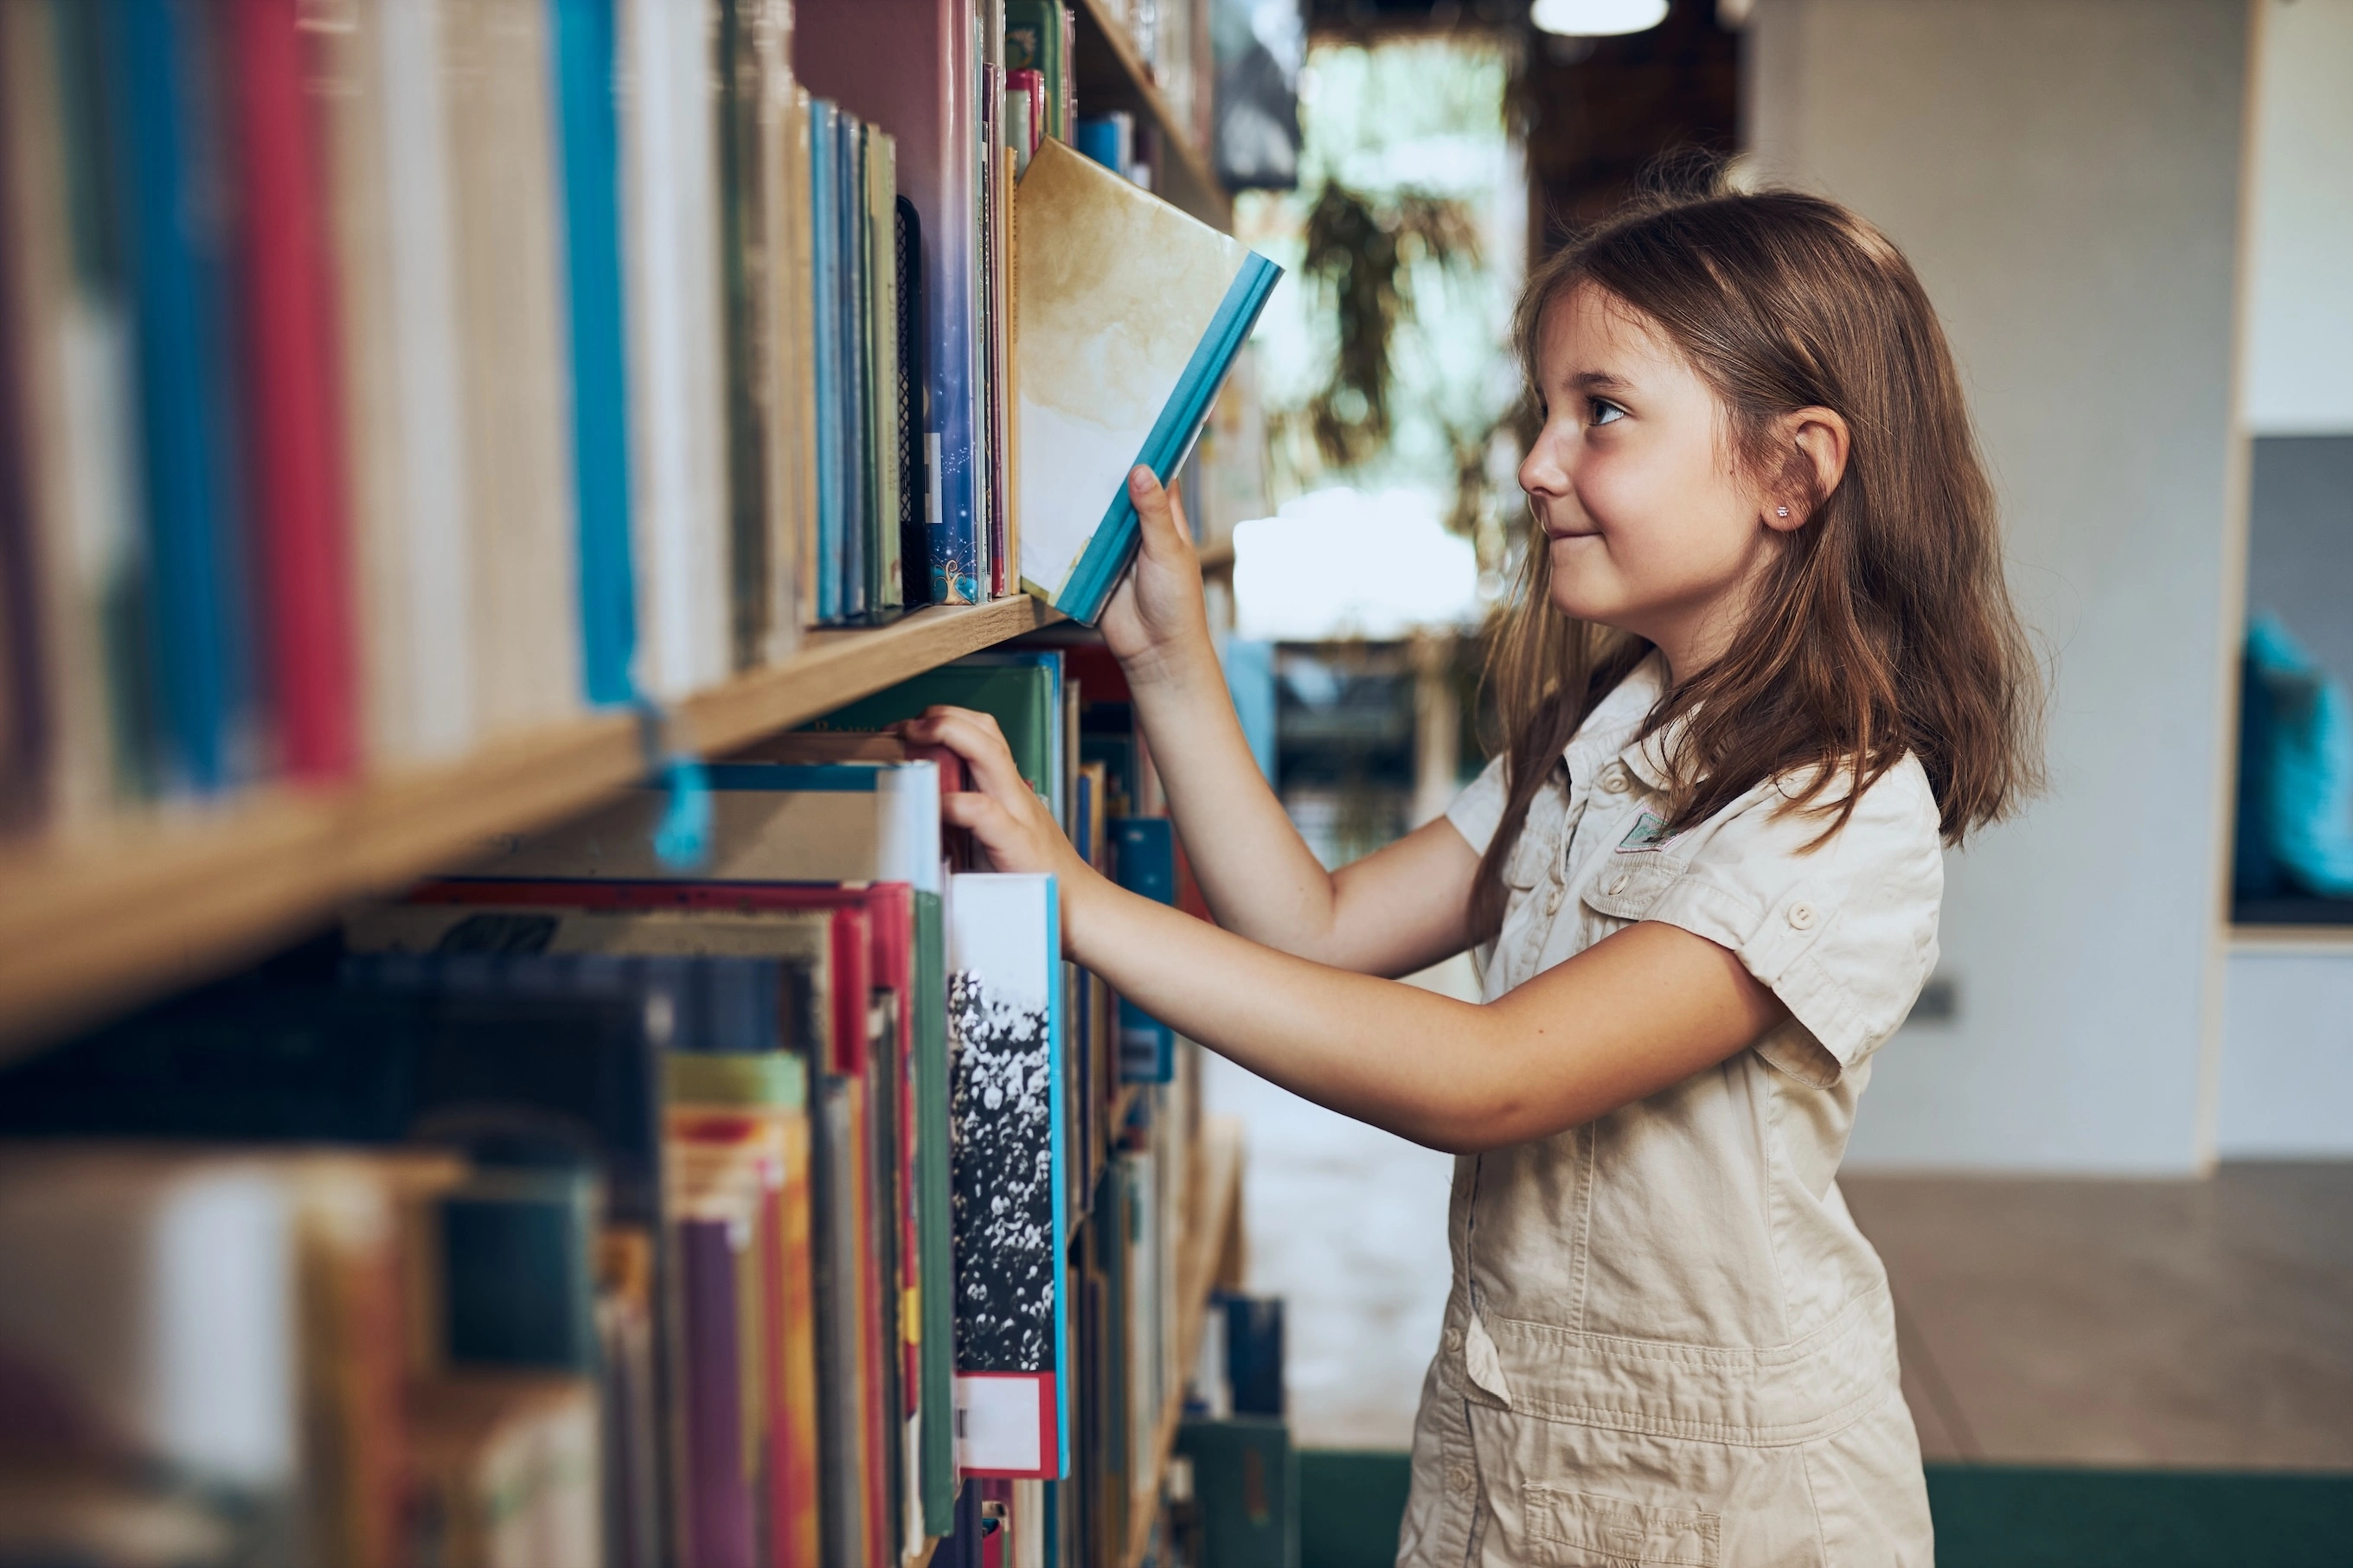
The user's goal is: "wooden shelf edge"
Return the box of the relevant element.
[1067,0,1232,232]
[0,598,1062,1060]
[2228,924,2353,954]
[1123,1116,1245,1568]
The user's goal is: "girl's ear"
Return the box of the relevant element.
[1765,406,1851,531]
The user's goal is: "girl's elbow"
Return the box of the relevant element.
[1409,1085,1531,1155]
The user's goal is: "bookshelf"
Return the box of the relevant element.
[1069,0,1232,231]
[0,598,1059,1059]
[1127,1116,1246,1568]
[1,0,1264,1558]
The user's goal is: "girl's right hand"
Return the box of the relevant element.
[1098,466,1214,688]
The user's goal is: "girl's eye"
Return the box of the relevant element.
[1590,399,1626,427]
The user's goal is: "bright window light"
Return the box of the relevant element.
[1530,0,1669,36]
[1232,488,1479,643]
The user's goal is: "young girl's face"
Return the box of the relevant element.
[1519,283,1786,675]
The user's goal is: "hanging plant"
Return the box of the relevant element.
[1292,180,1484,474]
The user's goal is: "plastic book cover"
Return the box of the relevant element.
[1012,138,1280,624]
[948,871,1068,1479]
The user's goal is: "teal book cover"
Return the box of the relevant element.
[1013,139,1280,624]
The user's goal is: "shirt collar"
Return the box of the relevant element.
[1563,651,1664,773]
[1559,650,1688,795]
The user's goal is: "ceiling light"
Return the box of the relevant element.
[1530,0,1670,35]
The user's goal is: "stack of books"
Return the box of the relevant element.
[0,644,1215,1567]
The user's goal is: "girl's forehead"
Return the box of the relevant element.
[1540,283,1680,381]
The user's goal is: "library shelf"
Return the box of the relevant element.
[0,596,1062,1060]
[1068,0,1232,232]
[1125,1115,1246,1568]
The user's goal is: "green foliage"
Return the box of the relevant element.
[1293,181,1482,474]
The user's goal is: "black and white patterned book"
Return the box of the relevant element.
[946,871,1067,1478]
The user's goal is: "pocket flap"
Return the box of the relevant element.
[1578,855,1682,922]
[1523,1482,1720,1567]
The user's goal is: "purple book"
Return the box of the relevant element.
[681,1215,756,1568]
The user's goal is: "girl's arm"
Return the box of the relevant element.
[1092,467,1473,977]
[903,705,1789,1154]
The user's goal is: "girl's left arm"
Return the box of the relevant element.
[907,703,1789,1154]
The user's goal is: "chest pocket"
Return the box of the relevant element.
[1578,850,1685,924]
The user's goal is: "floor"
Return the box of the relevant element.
[1844,1163,2353,1472]
[1209,1000,2353,1468]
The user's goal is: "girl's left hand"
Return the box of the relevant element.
[894,706,1089,886]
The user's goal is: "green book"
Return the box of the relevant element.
[1003,1,1068,140]
[807,658,1059,808]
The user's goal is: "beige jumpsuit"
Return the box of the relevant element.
[1401,656,1941,1568]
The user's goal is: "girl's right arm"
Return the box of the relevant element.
[1098,467,1478,979]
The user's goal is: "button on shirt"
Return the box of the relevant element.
[1395,656,1943,1568]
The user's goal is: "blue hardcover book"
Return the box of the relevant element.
[948,871,1068,1479]
[105,0,255,793]
[1111,817,1177,1083]
[548,0,638,706]
[1013,139,1280,624]
[811,101,843,624]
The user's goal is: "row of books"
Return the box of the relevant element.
[0,0,1273,842]
[0,643,1213,1567]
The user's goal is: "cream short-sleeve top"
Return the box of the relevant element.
[1398,654,1941,1568]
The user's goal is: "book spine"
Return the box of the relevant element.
[717,0,769,673]
[869,131,903,617]
[808,100,840,624]
[105,0,256,796]
[0,9,52,834]
[840,117,868,624]
[231,0,358,781]
[549,0,640,708]
[375,0,475,758]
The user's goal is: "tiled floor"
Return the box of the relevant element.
[1843,1163,2353,1472]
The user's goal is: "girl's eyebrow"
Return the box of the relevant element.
[1570,369,1635,395]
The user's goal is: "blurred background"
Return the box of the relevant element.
[1193,0,2353,1560]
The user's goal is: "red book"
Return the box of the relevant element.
[231,0,357,779]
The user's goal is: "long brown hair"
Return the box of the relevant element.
[1469,176,2042,939]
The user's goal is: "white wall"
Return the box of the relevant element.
[1745,0,2251,1171]
[2241,0,2353,435]
[2217,950,2353,1156]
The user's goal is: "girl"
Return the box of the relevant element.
[909,182,2039,1566]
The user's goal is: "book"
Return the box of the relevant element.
[1013,138,1280,624]
[229,0,358,780]
[797,0,986,605]
[806,656,1061,813]
[948,871,1068,1479]
[550,0,640,708]
[1112,817,1177,1083]
[0,0,148,817]
[621,0,732,697]
[315,0,477,764]
[442,0,582,738]
[105,0,260,796]
[1003,3,1068,141]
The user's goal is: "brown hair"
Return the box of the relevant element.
[1469,176,2042,939]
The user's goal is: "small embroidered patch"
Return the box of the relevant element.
[1617,811,1676,853]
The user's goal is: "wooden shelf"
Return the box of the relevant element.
[1068,0,1232,232]
[0,597,1061,1059]
[1124,1116,1245,1568]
